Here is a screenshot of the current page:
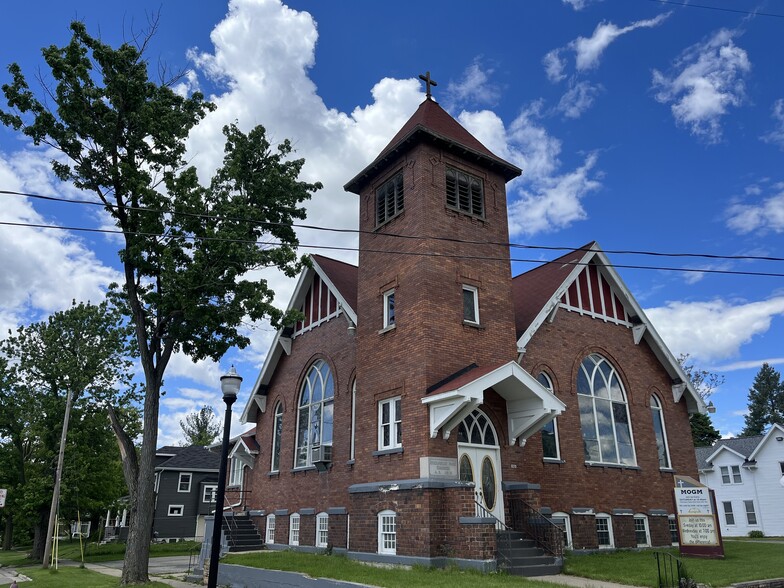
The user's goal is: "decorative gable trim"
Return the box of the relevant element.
[705,444,749,464]
[748,423,784,462]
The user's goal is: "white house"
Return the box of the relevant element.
[696,423,784,537]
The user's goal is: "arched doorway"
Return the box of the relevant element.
[457,409,504,523]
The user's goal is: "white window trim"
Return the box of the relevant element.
[266,514,276,544]
[651,395,672,470]
[551,512,572,549]
[350,381,357,461]
[271,402,283,473]
[378,397,402,451]
[202,484,217,503]
[168,505,184,517]
[462,285,480,325]
[722,501,735,526]
[289,513,300,546]
[382,289,396,330]
[744,500,758,525]
[537,373,560,461]
[720,465,743,485]
[316,512,329,548]
[378,510,397,555]
[596,513,614,548]
[229,457,244,487]
[634,514,651,547]
[177,472,192,493]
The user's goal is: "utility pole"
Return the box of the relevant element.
[42,387,74,568]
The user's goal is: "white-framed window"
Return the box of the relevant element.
[744,500,757,525]
[316,512,329,548]
[446,166,484,217]
[720,465,742,484]
[202,484,217,503]
[383,289,396,329]
[551,512,572,549]
[634,514,650,547]
[722,501,735,525]
[376,172,404,226]
[271,401,283,472]
[577,354,636,466]
[378,510,397,555]
[650,395,671,469]
[289,513,300,546]
[668,515,679,546]
[168,505,184,517]
[596,513,614,548]
[266,514,276,544]
[295,360,334,468]
[537,372,560,460]
[462,285,479,325]
[228,457,244,487]
[350,381,356,461]
[378,397,402,450]
[177,472,192,493]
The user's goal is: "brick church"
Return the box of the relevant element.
[231,82,705,573]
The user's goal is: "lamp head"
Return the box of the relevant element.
[220,365,243,400]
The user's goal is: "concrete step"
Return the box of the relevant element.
[503,562,563,577]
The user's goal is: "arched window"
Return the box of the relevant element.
[350,380,357,461]
[551,512,572,549]
[577,354,636,465]
[378,510,397,554]
[271,401,283,472]
[457,409,497,446]
[316,512,329,547]
[266,514,275,544]
[595,513,613,548]
[650,395,671,469]
[537,372,560,460]
[289,513,300,546]
[295,360,334,467]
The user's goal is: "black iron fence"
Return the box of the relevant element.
[508,498,564,558]
[654,551,694,588]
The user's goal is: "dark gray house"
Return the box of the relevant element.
[154,445,221,541]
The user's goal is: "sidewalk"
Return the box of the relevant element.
[534,574,642,588]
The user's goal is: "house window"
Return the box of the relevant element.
[462,285,479,325]
[289,514,300,546]
[202,485,217,503]
[650,395,671,469]
[382,289,396,329]
[634,515,650,547]
[744,500,757,525]
[577,354,636,466]
[780,462,784,476]
[378,510,397,555]
[446,166,484,217]
[271,401,283,472]
[551,512,572,549]
[722,501,735,525]
[376,172,404,226]
[669,515,679,545]
[378,397,402,450]
[168,505,184,517]
[537,373,560,460]
[228,457,244,487]
[295,360,334,468]
[720,465,742,484]
[350,381,356,461]
[266,514,276,544]
[178,472,192,493]
[316,512,329,548]
[596,513,614,548]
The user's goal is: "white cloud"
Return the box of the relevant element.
[574,13,670,72]
[543,49,567,83]
[712,358,784,372]
[761,98,784,149]
[163,351,223,388]
[444,59,500,111]
[652,28,751,143]
[645,297,784,362]
[725,190,784,234]
[557,81,602,118]
[562,0,600,10]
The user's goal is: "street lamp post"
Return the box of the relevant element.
[207,366,242,588]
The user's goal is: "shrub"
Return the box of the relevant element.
[748,530,765,538]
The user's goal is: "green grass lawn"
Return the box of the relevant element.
[0,566,171,588]
[0,540,200,566]
[564,541,784,587]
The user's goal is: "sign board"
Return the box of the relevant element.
[673,475,724,559]
[0,488,6,508]
[420,457,458,480]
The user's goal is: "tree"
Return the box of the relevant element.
[678,354,723,447]
[741,363,784,437]
[180,406,221,446]
[1,20,320,583]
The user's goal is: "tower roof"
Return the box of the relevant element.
[344,98,522,194]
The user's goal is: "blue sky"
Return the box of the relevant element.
[1,0,782,445]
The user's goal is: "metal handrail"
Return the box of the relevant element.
[472,496,513,571]
[508,498,564,558]
[654,551,693,588]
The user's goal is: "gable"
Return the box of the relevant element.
[561,262,632,326]
[748,423,784,462]
[293,271,342,336]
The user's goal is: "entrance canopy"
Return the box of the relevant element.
[422,361,565,446]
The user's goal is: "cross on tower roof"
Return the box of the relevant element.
[419,71,438,100]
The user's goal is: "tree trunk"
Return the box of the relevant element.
[2,515,12,550]
[31,510,47,562]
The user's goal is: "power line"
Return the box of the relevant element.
[642,0,784,19]
[1,218,783,278]
[2,188,783,264]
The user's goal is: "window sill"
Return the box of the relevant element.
[659,468,675,473]
[543,458,565,464]
[462,321,484,330]
[373,448,403,457]
[378,324,396,335]
[267,472,280,478]
[585,462,641,471]
[290,466,317,473]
